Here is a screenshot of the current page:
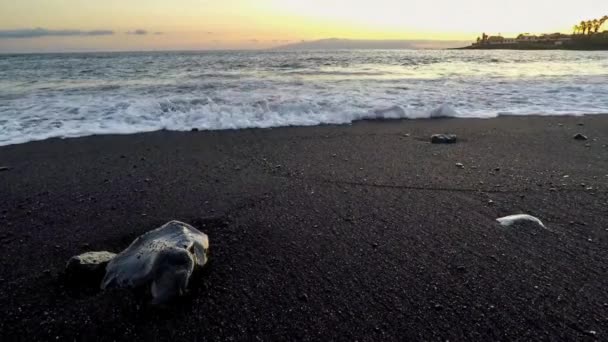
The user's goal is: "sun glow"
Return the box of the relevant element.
[270,0,606,38]
[0,0,606,52]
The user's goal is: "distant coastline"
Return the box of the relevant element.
[462,15,608,50]
[461,35,608,50]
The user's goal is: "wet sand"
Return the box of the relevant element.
[1,116,607,340]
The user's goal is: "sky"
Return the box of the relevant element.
[0,0,606,52]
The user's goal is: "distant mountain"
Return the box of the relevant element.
[273,38,470,50]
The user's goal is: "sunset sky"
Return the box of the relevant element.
[0,0,606,52]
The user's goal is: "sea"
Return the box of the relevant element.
[1,49,607,146]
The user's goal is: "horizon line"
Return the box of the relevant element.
[0,37,475,55]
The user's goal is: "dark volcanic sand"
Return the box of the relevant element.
[0,116,607,341]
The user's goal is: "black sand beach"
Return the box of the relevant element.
[1,116,607,341]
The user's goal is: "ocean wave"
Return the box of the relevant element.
[0,97,472,146]
[1,97,597,148]
[0,93,604,147]
[2,50,608,146]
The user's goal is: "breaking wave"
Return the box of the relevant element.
[0,96,469,146]
[1,49,608,146]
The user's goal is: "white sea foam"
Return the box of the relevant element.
[1,50,607,146]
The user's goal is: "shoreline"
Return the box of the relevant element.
[3,113,608,149]
[1,115,607,340]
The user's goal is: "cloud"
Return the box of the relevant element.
[0,28,114,39]
[127,29,148,35]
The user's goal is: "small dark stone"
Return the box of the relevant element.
[0,166,10,172]
[298,293,309,302]
[191,128,199,132]
[573,133,588,141]
[577,123,584,126]
[372,242,379,249]
[431,134,457,144]
[456,266,466,272]
[434,304,443,310]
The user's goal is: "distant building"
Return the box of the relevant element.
[474,32,572,46]
[516,34,538,42]
[537,33,572,45]
[478,35,517,45]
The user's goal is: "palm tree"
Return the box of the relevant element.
[580,21,588,34]
[572,16,608,35]
[573,25,579,34]
[592,19,600,33]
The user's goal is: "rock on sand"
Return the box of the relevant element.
[431,134,457,144]
[101,220,210,304]
[65,251,117,284]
